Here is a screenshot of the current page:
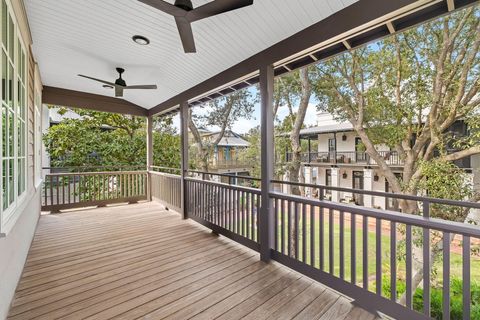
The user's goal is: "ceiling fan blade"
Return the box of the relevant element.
[175,17,196,53]
[137,0,186,16]
[124,85,158,89]
[78,74,117,87]
[187,0,253,22]
[115,86,124,97]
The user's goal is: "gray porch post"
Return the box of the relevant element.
[180,102,189,219]
[259,64,274,262]
[146,115,153,201]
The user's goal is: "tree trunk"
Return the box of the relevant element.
[286,68,312,257]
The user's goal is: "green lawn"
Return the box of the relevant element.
[273,212,480,291]
[222,206,480,290]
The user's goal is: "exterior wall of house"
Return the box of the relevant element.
[293,114,479,212]
[306,166,401,210]
[0,1,42,318]
[317,131,390,153]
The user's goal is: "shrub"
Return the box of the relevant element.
[381,276,480,319]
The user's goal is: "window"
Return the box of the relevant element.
[328,138,336,152]
[1,0,28,230]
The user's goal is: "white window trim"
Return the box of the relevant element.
[0,0,29,236]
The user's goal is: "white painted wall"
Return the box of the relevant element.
[317,131,390,153]
[307,166,396,209]
[0,191,40,319]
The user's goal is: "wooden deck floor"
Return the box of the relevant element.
[8,202,378,320]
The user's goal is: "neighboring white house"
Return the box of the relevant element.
[285,112,480,211]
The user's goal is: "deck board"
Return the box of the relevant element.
[8,202,377,320]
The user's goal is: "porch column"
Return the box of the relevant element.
[363,168,374,208]
[180,101,189,219]
[146,115,153,201]
[331,167,340,202]
[260,64,274,262]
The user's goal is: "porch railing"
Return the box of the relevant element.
[41,166,480,319]
[41,170,148,211]
[185,176,261,251]
[150,170,182,212]
[173,173,479,320]
[286,150,404,166]
[268,191,480,320]
[209,159,253,170]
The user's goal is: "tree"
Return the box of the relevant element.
[43,107,181,169]
[271,67,317,256]
[312,5,480,302]
[238,126,261,180]
[188,89,256,173]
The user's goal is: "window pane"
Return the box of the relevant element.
[2,0,6,48]
[2,52,5,103]
[17,120,21,155]
[8,109,13,156]
[2,159,7,210]
[8,62,12,108]
[16,78,19,112]
[16,39,20,75]
[2,106,5,158]
[21,51,25,81]
[8,13,13,58]
[8,158,13,205]
[17,157,24,195]
[21,84,25,119]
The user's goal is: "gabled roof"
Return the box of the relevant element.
[216,136,250,147]
[202,130,250,147]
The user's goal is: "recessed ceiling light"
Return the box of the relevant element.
[132,35,150,45]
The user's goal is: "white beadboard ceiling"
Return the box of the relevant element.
[25,0,357,109]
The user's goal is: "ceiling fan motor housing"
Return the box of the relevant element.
[174,0,193,11]
[115,68,127,86]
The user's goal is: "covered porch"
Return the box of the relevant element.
[8,202,375,320]
[1,0,479,319]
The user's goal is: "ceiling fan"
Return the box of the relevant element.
[78,68,157,97]
[138,0,254,53]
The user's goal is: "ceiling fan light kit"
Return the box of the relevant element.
[137,0,254,53]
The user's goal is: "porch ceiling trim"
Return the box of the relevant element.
[148,0,423,116]
[42,86,148,117]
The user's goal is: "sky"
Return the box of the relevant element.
[170,100,319,135]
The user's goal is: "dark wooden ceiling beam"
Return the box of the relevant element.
[42,86,148,117]
[148,0,422,116]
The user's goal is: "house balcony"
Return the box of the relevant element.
[209,159,254,171]
[285,151,404,167]
[9,171,377,320]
